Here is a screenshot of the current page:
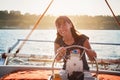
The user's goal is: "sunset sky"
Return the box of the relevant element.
[0,0,120,16]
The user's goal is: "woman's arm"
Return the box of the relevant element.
[83,39,97,61]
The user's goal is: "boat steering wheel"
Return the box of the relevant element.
[50,45,99,80]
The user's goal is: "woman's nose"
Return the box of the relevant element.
[59,25,64,30]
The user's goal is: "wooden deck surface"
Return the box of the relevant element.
[1,69,120,80]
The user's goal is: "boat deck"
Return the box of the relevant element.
[0,67,120,80]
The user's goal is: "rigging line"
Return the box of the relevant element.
[105,0,120,27]
[15,0,54,55]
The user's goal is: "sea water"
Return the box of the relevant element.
[0,29,120,63]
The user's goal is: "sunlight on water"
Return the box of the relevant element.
[0,30,120,59]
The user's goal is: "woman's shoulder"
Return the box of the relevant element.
[78,34,89,40]
[54,37,63,44]
[74,34,89,46]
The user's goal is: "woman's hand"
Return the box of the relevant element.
[56,47,66,61]
[83,39,97,61]
[86,49,97,61]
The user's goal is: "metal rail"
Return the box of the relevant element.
[8,39,120,53]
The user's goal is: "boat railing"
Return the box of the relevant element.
[1,39,120,71]
[0,39,120,78]
[8,39,120,53]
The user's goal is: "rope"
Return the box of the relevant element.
[14,0,54,55]
[105,0,120,27]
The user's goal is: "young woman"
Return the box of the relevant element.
[54,16,97,80]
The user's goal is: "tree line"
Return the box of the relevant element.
[0,10,120,30]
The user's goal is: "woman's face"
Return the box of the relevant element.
[56,21,72,37]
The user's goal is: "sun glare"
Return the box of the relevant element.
[49,0,89,15]
[0,0,120,16]
[44,0,109,16]
[21,0,106,16]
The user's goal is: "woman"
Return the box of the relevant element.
[54,16,97,80]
